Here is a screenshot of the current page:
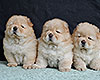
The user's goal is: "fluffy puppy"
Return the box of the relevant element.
[3,15,37,69]
[33,18,73,72]
[72,22,100,71]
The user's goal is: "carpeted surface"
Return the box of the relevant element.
[0,61,100,80]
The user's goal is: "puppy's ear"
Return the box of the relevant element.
[43,20,51,28]
[96,32,100,39]
[6,15,17,27]
[96,29,100,39]
[63,21,68,28]
[92,25,100,39]
[72,27,77,36]
[42,20,51,32]
[63,21,69,33]
[94,26,99,33]
[24,16,33,27]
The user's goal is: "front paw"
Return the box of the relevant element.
[90,59,100,71]
[59,67,71,72]
[23,64,33,69]
[32,64,45,69]
[7,63,17,67]
[91,66,100,71]
[90,64,100,71]
[75,66,87,71]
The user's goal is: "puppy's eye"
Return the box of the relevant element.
[78,36,81,38]
[88,37,92,40]
[56,30,60,33]
[45,30,49,32]
[21,25,24,28]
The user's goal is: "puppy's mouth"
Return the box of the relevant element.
[12,26,18,36]
[49,38,52,41]
[82,44,85,47]
[43,33,57,44]
[48,33,53,42]
[13,31,17,35]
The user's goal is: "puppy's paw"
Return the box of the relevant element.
[90,59,100,71]
[7,63,17,67]
[75,66,87,71]
[32,64,45,69]
[59,67,71,72]
[23,64,33,69]
[91,66,100,71]
[73,61,87,71]
[90,64,100,71]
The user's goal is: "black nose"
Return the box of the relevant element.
[13,26,17,31]
[81,40,86,45]
[49,33,53,38]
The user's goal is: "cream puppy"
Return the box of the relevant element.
[72,22,100,71]
[3,15,37,69]
[33,18,73,72]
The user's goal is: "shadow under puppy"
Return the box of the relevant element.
[33,18,73,72]
[72,22,100,71]
[3,15,37,69]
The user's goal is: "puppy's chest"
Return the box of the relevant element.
[46,51,60,68]
[42,45,64,67]
[43,45,64,59]
[77,50,94,64]
[10,44,24,54]
[5,39,26,55]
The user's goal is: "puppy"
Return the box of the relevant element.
[72,22,100,71]
[3,15,37,69]
[33,18,73,72]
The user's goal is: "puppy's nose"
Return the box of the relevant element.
[81,40,86,45]
[13,26,17,31]
[49,33,53,38]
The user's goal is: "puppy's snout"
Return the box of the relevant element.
[13,26,17,31]
[81,40,86,45]
[49,33,53,38]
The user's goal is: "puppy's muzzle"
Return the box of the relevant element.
[49,33,53,41]
[13,26,17,34]
[81,40,86,47]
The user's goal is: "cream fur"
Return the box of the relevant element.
[33,18,73,72]
[3,15,37,69]
[72,22,100,71]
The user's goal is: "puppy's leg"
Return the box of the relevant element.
[4,51,17,67]
[23,53,36,69]
[89,58,100,70]
[73,57,87,71]
[32,54,48,69]
[59,58,72,72]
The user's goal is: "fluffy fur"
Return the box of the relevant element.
[72,22,100,71]
[3,15,37,69]
[33,18,73,72]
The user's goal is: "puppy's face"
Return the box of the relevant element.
[41,19,70,44]
[5,15,33,38]
[72,22,99,49]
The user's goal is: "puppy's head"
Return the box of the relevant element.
[5,15,33,38]
[72,22,99,49]
[41,18,70,44]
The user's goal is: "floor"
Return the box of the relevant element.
[0,61,100,80]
